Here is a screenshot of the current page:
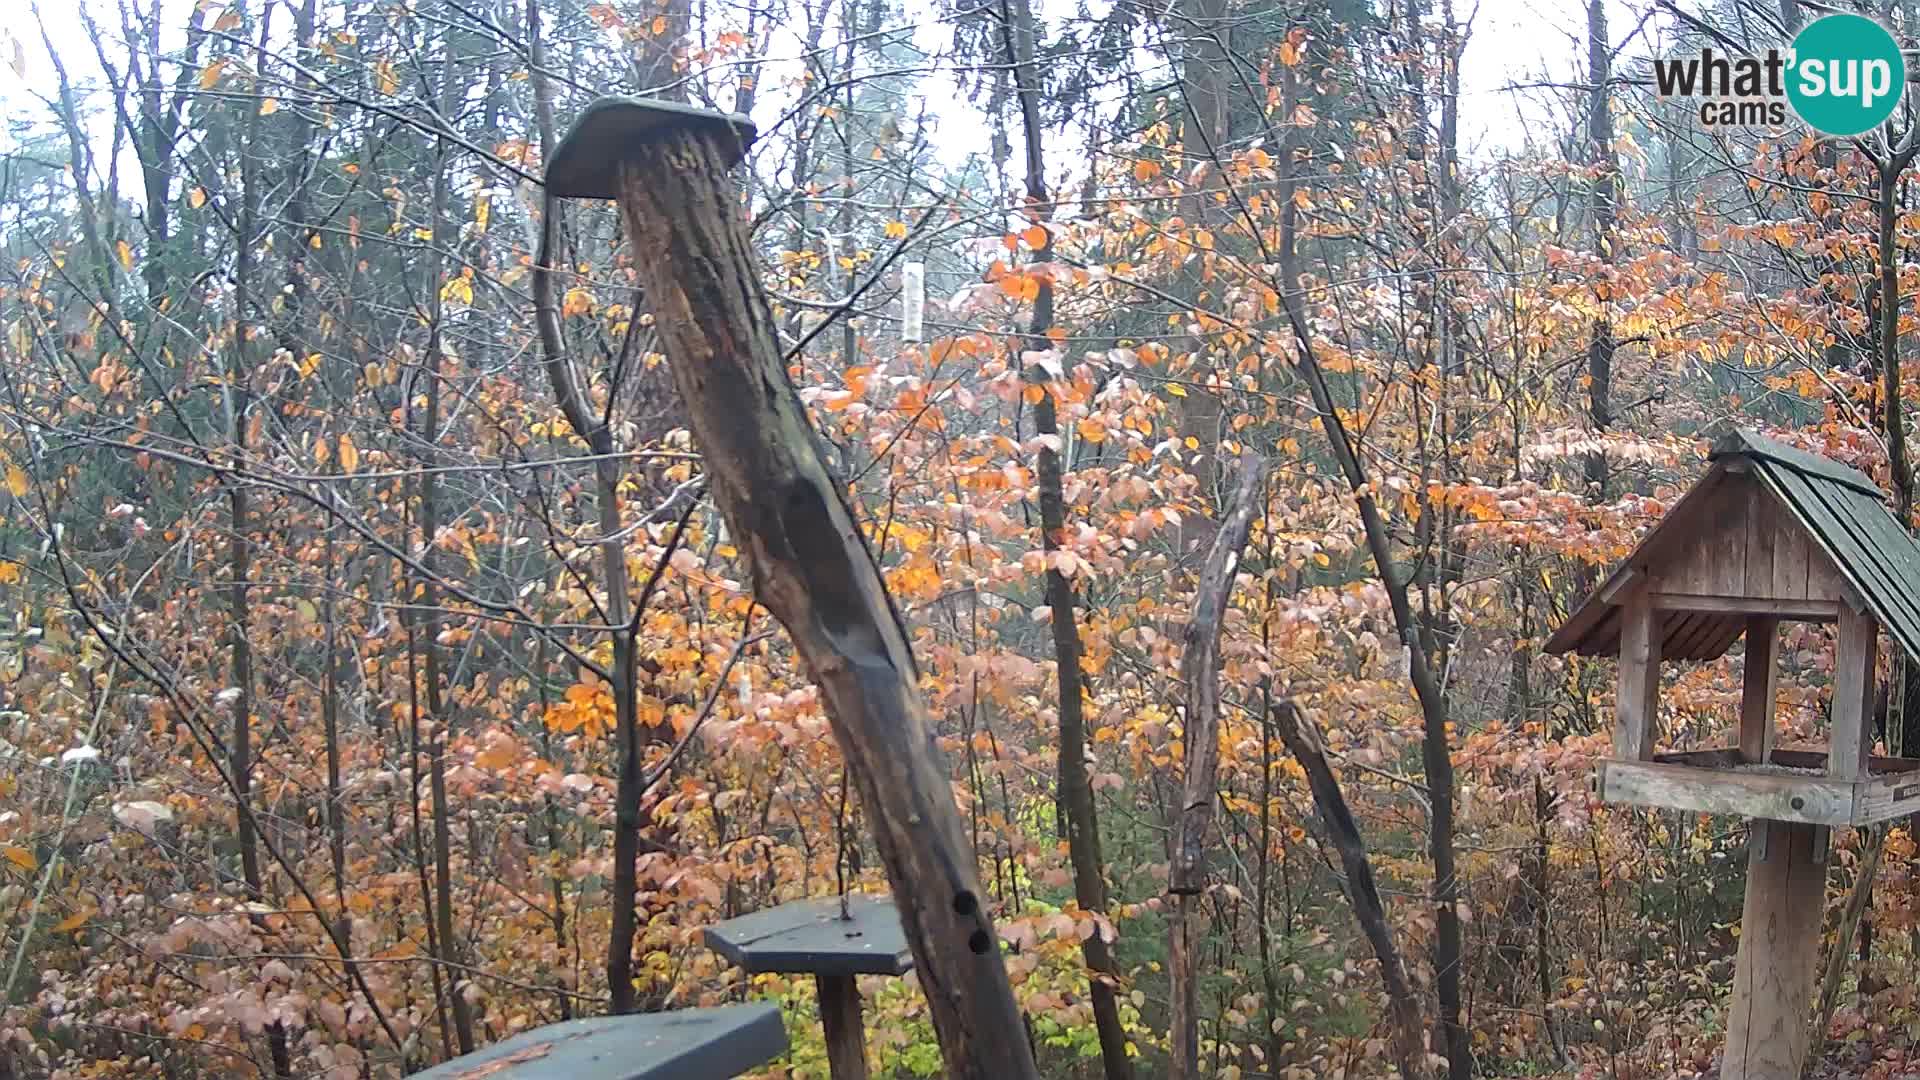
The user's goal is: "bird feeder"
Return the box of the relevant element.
[1547,429,1920,1079]
[704,895,914,1080]
[410,1003,787,1080]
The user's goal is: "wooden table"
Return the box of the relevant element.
[704,896,912,1080]
[409,1003,786,1080]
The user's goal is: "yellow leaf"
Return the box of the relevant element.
[188,187,207,209]
[563,288,594,317]
[883,220,907,239]
[474,195,491,232]
[115,240,132,270]
[440,274,473,306]
[652,15,668,33]
[338,434,359,473]
[51,909,88,933]
[1166,384,1188,398]
[259,97,279,116]
[309,233,322,249]
[4,465,26,498]
[197,59,227,90]
[2,846,34,872]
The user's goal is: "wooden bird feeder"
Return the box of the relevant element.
[410,1003,787,1080]
[1547,429,1920,1079]
[704,896,913,1080]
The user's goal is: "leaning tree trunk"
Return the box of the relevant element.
[582,114,1039,1080]
[1270,702,1427,1078]
[1169,453,1270,1079]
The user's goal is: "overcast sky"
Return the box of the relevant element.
[0,0,1662,199]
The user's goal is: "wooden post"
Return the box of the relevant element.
[1723,819,1826,1080]
[1168,454,1270,1080]
[1739,617,1778,764]
[546,100,1039,1079]
[1829,607,1877,780]
[817,974,869,1080]
[1614,589,1660,761]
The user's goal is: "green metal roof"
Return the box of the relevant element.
[1714,429,1920,666]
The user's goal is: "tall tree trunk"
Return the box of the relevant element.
[226,7,291,1075]
[1583,0,1617,501]
[1168,454,1270,1080]
[1272,49,1468,1080]
[1809,138,1918,1065]
[524,0,653,1015]
[414,28,477,1055]
[998,2,1133,1076]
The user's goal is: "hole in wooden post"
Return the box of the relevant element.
[952,891,977,916]
[968,930,991,955]
[1791,796,1806,811]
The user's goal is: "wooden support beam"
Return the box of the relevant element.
[546,98,1038,1079]
[817,974,869,1080]
[1740,617,1778,764]
[1829,608,1877,780]
[1614,589,1660,761]
[1723,820,1826,1080]
[1647,594,1839,621]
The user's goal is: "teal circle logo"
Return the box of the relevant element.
[1787,14,1905,136]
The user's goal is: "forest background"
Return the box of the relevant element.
[0,0,1911,1076]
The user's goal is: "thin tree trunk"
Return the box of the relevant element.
[1808,142,1918,1069]
[525,0,653,1013]
[1272,50,1467,1080]
[415,29,476,1053]
[1169,453,1270,1080]
[998,1,1132,1075]
[1583,0,1617,500]
[1270,701,1427,1078]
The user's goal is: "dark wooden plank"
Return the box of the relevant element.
[1770,502,1813,601]
[410,1006,787,1080]
[1615,590,1660,761]
[1745,484,1778,602]
[1740,617,1779,763]
[1716,477,1753,596]
[704,896,914,977]
[1646,593,1839,619]
[818,974,870,1080]
[1830,606,1877,780]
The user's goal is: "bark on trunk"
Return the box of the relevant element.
[997,0,1134,1073]
[1169,452,1270,1080]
